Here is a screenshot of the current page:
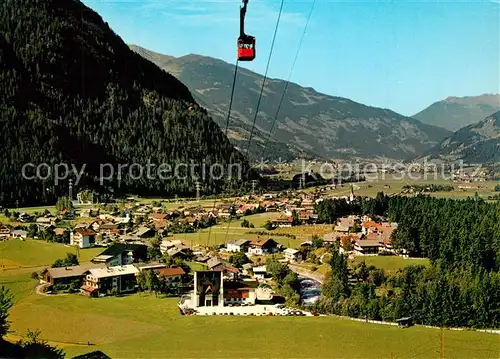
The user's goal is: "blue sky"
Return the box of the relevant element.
[82,0,499,116]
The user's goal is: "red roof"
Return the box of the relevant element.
[155,267,185,277]
[251,237,277,248]
[152,213,168,220]
[74,228,96,236]
[212,264,240,274]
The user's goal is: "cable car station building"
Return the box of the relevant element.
[190,270,262,309]
[193,270,224,308]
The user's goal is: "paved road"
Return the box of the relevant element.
[289,264,326,284]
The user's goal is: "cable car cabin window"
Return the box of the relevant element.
[237,38,255,61]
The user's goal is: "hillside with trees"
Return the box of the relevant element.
[130,45,452,161]
[314,194,500,328]
[426,111,500,164]
[0,0,255,207]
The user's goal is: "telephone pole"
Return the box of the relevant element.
[68,179,73,201]
[195,181,202,200]
[250,180,258,196]
[299,174,305,190]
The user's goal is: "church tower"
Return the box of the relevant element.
[349,184,355,203]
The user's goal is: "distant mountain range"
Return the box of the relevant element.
[427,111,500,164]
[130,45,452,162]
[413,94,500,132]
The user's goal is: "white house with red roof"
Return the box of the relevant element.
[70,228,97,248]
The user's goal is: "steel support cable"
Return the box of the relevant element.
[221,0,286,246]
[244,0,285,156]
[205,59,240,248]
[260,0,316,162]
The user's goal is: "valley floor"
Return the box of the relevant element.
[1,241,498,358]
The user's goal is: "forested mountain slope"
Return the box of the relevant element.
[131,45,452,161]
[428,111,500,164]
[0,0,254,206]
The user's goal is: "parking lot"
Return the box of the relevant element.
[179,297,315,316]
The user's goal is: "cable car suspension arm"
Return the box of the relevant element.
[240,0,249,38]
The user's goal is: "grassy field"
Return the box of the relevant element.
[0,238,498,358]
[322,176,499,199]
[170,212,292,248]
[2,285,498,358]
[274,225,333,241]
[352,256,430,273]
[0,239,102,270]
[169,212,332,249]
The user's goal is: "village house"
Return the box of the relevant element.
[80,208,99,218]
[301,197,315,210]
[42,263,106,287]
[179,216,198,227]
[261,193,277,200]
[207,257,223,270]
[98,213,117,221]
[81,265,139,297]
[79,209,91,218]
[98,222,119,235]
[323,232,341,244]
[226,239,250,253]
[300,241,313,248]
[353,237,382,256]
[114,214,131,225]
[182,206,205,217]
[74,222,94,231]
[91,243,148,266]
[11,229,28,239]
[155,267,185,288]
[260,200,277,212]
[223,281,258,306]
[211,263,240,281]
[70,228,97,248]
[241,263,253,276]
[337,234,361,253]
[133,226,155,238]
[362,221,395,236]
[36,223,56,234]
[236,203,260,215]
[0,226,11,240]
[136,263,166,272]
[18,213,33,223]
[166,247,189,259]
[215,203,234,218]
[159,239,187,254]
[150,212,168,222]
[248,237,279,255]
[270,216,293,228]
[334,216,358,233]
[283,248,302,262]
[189,271,260,308]
[251,266,268,280]
[53,227,66,237]
[298,210,315,225]
[36,216,59,225]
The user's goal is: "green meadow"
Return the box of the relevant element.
[0,240,498,358]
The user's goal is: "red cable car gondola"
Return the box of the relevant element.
[238,0,255,61]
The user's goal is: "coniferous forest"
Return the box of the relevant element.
[314,195,500,328]
[0,0,256,207]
